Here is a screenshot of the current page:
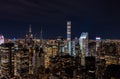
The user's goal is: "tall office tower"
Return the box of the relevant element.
[67,21,71,55]
[25,24,34,45]
[0,35,4,45]
[96,37,101,52]
[74,37,80,56]
[79,32,88,66]
[14,49,29,77]
[40,28,43,46]
[72,41,76,56]
[29,24,33,38]
[29,24,32,33]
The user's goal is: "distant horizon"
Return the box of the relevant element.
[3,32,120,40]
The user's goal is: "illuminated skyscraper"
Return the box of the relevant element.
[40,28,43,46]
[96,37,101,52]
[79,32,88,66]
[29,24,33,39]
[0,35,4,45]
[67,21,71,55]
[72,40,76,56]
[40,28,42,40]
[25,24,34,44]
[29,24,32,33]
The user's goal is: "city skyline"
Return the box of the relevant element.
[0,0,120,39]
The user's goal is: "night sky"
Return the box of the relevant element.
[0,0,120,39]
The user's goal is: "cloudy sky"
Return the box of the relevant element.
[0,0,120,39]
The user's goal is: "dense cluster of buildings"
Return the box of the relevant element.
[0,21,120,79]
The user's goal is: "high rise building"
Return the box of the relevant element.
[0,35,4,45]
[14,48,29,78]
[79,32,88,66]
[96,37,101,52]
[72,40,76,56]
[72,37,79,56]
[29,24,32,33]
[67,21,71,55]
[25,24,34,45]
[40,28,43,46]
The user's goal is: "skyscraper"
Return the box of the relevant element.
[40,27,43,46]
[0,35,4,45]
[25,24,34,45]
[96,37,101,52]
[29,24,31,33]
[79,32,88,66]
[67,21,71,55]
